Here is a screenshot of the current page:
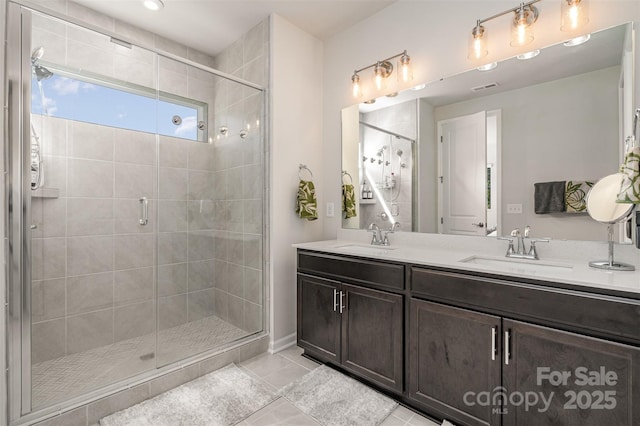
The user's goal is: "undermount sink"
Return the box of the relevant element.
[459,255,573,275]
[333,244,398,254]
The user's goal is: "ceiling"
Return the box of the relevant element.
[72,0,395,56]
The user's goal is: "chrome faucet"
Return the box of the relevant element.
[368,223,383,245]
[368,222,399,246]
[498,226,549,260]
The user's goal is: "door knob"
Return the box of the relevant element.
[472,222,484,228]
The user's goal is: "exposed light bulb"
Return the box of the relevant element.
[468,23,488,60]
[517,22,526,45]
[374,63,384,90]
[561,0,588,32]
[398,52,412,83]
[351,73,362,98]
[510,6,536,47]
[569,4,579,29]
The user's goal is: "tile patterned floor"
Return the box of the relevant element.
[33,315,247,408]
[235,346,441,426]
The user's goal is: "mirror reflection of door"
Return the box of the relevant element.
[438,110,500,236]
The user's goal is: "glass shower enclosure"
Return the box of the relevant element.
[6,3,266,421]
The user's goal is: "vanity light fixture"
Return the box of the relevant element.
[510,3,538,47]
[350,50,412,98]
[143,0,164,11]
[561,0,589,32]
[468,0,540,60]
[563,33,591,47]
[477,62,498,71]
[352,73,362,98]
[516,49,540,60]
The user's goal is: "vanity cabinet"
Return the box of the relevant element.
[297,251,404,393]
[409,299,502,426]
[410,267,640,426]
[296,249,640,426]
[502,319,640,426]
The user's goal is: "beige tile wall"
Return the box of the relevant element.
[29,4,266,366]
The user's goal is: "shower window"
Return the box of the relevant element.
[31,68,208,142]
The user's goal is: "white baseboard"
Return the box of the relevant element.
[268,332,297,354]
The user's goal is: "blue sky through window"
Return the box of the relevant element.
[32,74,200,141]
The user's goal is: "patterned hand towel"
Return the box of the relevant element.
[534,181,566,214]
[565,181,594,213]
[342,184,357,219]
[616,146,640,203]
[296,180,318,220]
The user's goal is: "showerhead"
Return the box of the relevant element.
[33,65,53,81]
[396,149,403,157]
[31,46,53,81]
[31,46,44,64]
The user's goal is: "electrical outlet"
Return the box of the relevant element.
[326,202,335,217]
[507,204,523,214]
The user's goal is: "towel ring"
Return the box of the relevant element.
[342,170,353,185]
[298,164,313,180]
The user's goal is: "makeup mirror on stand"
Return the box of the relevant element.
[586,173,635,271]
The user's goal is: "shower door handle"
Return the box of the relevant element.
[139,197,149,225]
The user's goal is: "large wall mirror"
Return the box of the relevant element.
[342,22,635,242]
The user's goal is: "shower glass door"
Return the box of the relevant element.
[155,56,265,366]
[27,8,159,410]
[9,4,265,419]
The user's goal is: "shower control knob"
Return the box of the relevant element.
[30,224,38,230]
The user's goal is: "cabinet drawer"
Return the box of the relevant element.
[298,250,404,291]
[411,267,640,345]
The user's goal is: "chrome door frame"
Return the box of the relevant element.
[6,2,33,420]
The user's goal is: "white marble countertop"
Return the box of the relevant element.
[293,230,640,298]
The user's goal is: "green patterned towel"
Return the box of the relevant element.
[342,184,357,219]
[565,181,593,213]
[617,146,640,203]
[296,180,318,220]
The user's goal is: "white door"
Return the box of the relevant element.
[438,111,487,236]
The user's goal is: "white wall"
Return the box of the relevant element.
[418,98,437,233]
[434,66,620,241]
[322,1,640,240]
[269,14,324,351]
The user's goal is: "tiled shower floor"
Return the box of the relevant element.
[32,315,247,408]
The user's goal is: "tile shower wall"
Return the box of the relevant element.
[360,100,416,231]
[29,2,267,364]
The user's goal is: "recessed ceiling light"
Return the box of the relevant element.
[386,92,398,98]
[143,0,164,11]
[517,50,540,60]
[477,62,498,71]
[363,99,376,104]
[410,83,426,91]
[563,34,591,47]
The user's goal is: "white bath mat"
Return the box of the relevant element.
[100,364,276,426]
[279,365,398,426]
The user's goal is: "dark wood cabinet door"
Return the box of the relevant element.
[503,319,640,426]
[341,283,404,393]
[297,274,341,363]
[409,299,502,426]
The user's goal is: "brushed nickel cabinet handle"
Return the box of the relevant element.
[504,330,511,365]
[339,291,345,314]
[491,326,497,361]
[333,289,339,312]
